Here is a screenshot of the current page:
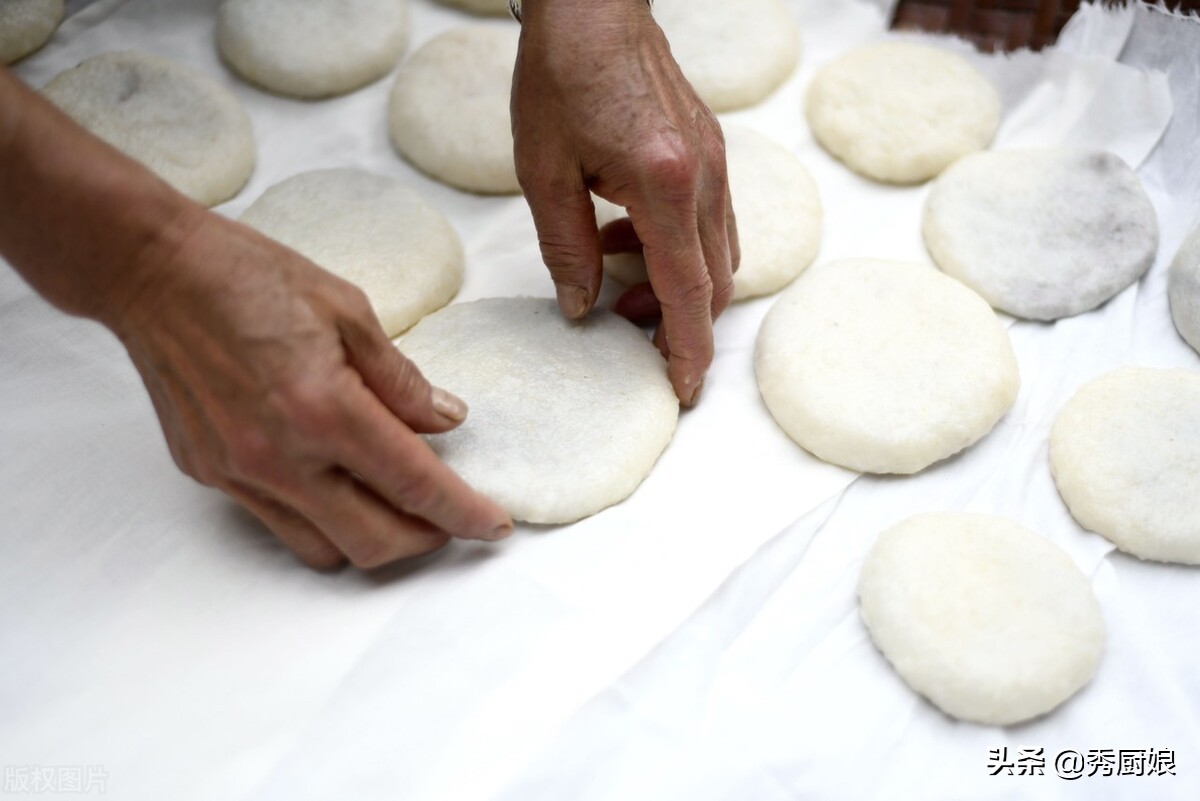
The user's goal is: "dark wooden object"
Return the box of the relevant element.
[892,0,1200,51]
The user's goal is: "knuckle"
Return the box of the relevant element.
[225,430,281,483]
[637,135,700,194]
[711,275,734,313]
[390,469,445,516]
[277,379,343,439]
[390,352,429,400]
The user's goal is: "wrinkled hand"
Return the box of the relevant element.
[105,212,513,570]
[512,0,739,406]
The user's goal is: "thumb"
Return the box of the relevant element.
[340,305,467,434]
[524,169,603,319]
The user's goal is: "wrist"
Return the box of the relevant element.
[514,0,652,25]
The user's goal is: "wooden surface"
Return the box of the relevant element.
[892,0,1200,51]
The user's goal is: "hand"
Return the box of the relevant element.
[511,0,739,406]
[106,211,513,570]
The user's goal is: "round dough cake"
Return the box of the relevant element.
[1050,367,1200,565]
[1168,219,1200,355]
[0,0,63,64]
[397,297,678,523]
[42,51,255,207]
[653,0,800,112]
[859,513,1105,725]
[924,149,1158,321]
[755,259,1019,474]
[217,0,410,98]
[806,42,1000,184]
[597,125,822,300]
[433,0,509,15]
[239,169,463,336]
[387,26,520,194]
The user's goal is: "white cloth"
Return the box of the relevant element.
[0,2,1196,799]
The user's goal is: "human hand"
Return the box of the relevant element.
[102,211,513,570]
[511,0,739,406]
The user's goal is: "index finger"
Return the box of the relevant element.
[335,385,514,542]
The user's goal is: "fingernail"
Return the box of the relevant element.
[685,377,705,407]
[431,387,468,423]
[487,522,514,541]
[557,284,591,319]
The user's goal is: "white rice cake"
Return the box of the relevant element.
[433,0,509,15]
[1168,219,1200,355]
[806,42,999,184]
[1050,367,1200,565]
[217,0,410,99]
[924,149,1158,321]
[859,512,1106,725]
[597,125,822,301]
[387,26,520,195]
[653,0,800,113]
[0,0,63,64]
[755,259,1019,474]
[41,51,255,207]
[239,168,463,337]
[397,297,678,524]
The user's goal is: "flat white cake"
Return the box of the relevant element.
[859,512,1106,725]
[653,0,800,112]
[924,149,1158,321]
[597,125,822,300]
[397,297,679,523]
[755,259,1019,474]
[42,51,255,207]
[0,0,63,64]
[433,0,509,15]
[387,26,520,194]
[1050,367,1200,565]
[806,42,1000,184]
[1168,219,1200,355]
[239,168,463,337]
[217,0,410,99]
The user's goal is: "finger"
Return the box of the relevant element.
[227,484,345,570]
[599,217,643,255]
[339,299,468,435]
[726,182,741,276]
[632,210,713,406]
[698,178,735,321]
[284,469,453,570]
[335,386,513,542]
[521,166,603,319]
[614,282,661,325]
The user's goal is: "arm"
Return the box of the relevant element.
[512,0,739,406]
[0,68,512,569]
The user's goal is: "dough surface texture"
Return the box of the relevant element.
[433,0,509,15]
[924,149,1158,321]
[387,26,520,194]
[239,168,463,336]
[1050,367,1200,565]
[0,0,63,64]
[397,298,679,523]
[217,0,410,98]
[597,125,822,300]
[755,259,1018,474]
[653,0,800,112]
[1168,219,1200,355]
[806,42,999,184]
[859,512,1106,725]
[41,51,255,207]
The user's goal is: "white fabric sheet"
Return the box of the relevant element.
[0,1,1196,799]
